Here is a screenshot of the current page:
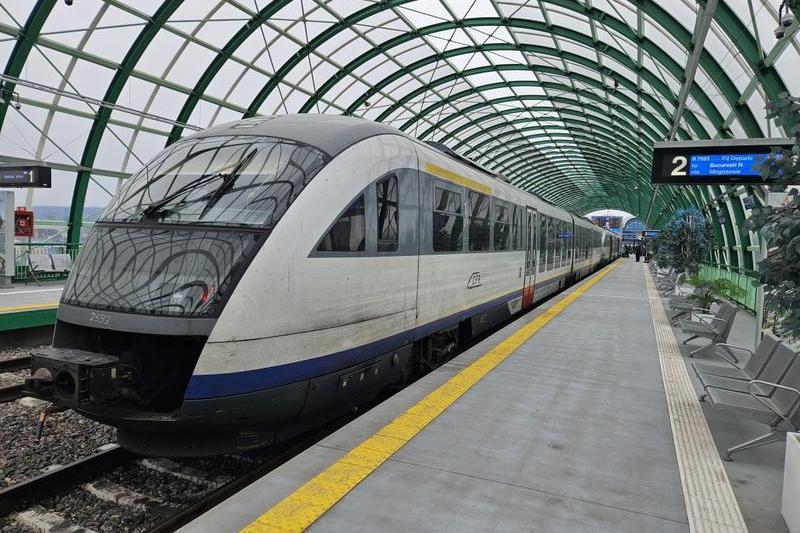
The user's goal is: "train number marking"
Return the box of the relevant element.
[467,272,482,289]
[89,312,111,326]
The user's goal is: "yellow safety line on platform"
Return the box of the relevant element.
[643,265,747,533]
[241,260,622,533]
[0,302,59,313]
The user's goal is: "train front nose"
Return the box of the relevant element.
[25,347,121,409]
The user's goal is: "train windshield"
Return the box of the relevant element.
[101,135,328,227]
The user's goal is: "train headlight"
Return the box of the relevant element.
[169,284,216,313]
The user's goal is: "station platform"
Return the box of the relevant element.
[0,282,62,331]
[180,260,770,533]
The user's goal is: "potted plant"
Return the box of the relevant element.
[685,275,745,312]
[744,92,800,342]
[652,208,715,274]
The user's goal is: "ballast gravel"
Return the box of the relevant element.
[0,344,47,362]
[0,370,26,388]
[0,400,116,488]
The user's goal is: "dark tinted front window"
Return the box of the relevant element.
[102,135,327,228]
[62,226,261,317]
[433,187,463,252]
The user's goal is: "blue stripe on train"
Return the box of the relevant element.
[184,288,526,399]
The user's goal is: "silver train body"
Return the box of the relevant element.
[27,115,620,455]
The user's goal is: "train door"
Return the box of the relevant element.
[523,207,537,309]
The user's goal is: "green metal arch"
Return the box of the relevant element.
[0,1,56,131]
[387,65,682,140]
[67,0,185,245]
[165,0,290,145]
[456,117,648,160]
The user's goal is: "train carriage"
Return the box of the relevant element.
[27,115,620,455]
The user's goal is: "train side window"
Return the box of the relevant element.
[493,199,510,251]
[547,217,556,270]
[582,229,586,259]
[433,186,463,252]
[513,205,523,250]
[554,220,562,268]
[582,229,587,259]
[585,230,590,258]
[468,190,490,251]
[376,175,399,252]
[317,194,365,252]
[538,215,547,272]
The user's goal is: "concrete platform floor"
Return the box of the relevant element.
[183,261,708,533]
[0,281,62,312]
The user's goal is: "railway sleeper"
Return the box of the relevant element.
[83,480,176,514]
[14,505,97,533]
[139,458,232,490]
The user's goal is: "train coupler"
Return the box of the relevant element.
[25,347,121,408]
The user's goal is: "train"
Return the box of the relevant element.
[26,115,620,456]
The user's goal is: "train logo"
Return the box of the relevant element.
[467,272,482,289]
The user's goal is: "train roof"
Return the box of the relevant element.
[187,115,620,239]
[186,114,401,158]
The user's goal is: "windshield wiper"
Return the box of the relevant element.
[197,149,258,220]
[138,149,258,223]
[141,197,178,220]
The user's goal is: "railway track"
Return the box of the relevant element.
[0,356,30,402]
[0,418,355,533]
[0,382,25,402]
[0,355,31,372]
[0,445,134,516]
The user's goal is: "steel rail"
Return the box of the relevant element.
[0,383,24,402]
[0,445,134,515]
[0,356,30,373]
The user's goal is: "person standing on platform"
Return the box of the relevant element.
[634,243,641,262]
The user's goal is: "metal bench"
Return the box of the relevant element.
[26,253,57,286]
[655,270,678,294]
[693,334,785,402]
[679,302,738,358]
[50,253,73,274]
[666,276,695,324]
[704,344,800,460]
[668,296,694,325]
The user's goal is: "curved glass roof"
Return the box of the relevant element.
[0,0,798,258]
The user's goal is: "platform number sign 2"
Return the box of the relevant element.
[671,156,688,177]
[651,139,793,185]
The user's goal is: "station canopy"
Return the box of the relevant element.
[1,0,799,269]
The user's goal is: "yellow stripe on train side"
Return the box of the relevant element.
[424,162,492,195]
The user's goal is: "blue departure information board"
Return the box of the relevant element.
[689,153,767,177]
[651,139,792,185]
